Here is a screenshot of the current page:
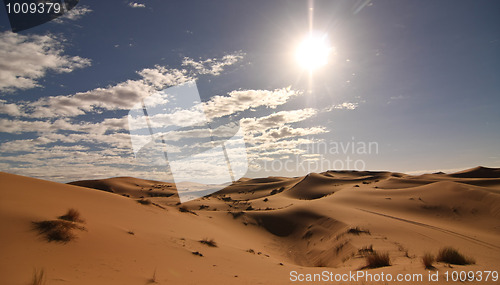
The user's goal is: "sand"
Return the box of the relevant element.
[1,166,499,284]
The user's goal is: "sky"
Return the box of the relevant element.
[0,0,499,183]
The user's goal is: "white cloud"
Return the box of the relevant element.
[301,154,321,158]
[238,108,325,162]
[0,48,330,182]
[24,54,241,118]
[158,122,239,142]
[0,100,23,116]
[260,126,327,141]
[241,108,317,134]
[0,32,91,93]
[247,138,317,156]
[129,2,146,8]
[53,6,92,23]
[324,102,358,111]
[182,53,244,76]
[138,65,191,88]
[0,119,50,134]
[0,53,250,182]
[204,87,301,119]
[405,167,469,175]
[0,146,173,182]
[30,79,158,118]
[0,117,127,136]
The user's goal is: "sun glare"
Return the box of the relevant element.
[295,34,331,71]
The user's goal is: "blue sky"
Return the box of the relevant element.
[0,0,499,182]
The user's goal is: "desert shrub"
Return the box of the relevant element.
[199,238,218,247]
[422,252,435,269]
[436,247,475,265]
[365,252,391,268]
[347,227,370,235]
[58,208,84,223]
[33,209,86,242]
[192,251,203,257]
[33,220,84,242]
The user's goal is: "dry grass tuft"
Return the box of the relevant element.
[347,226,370,235]
[31,268,45,285]
[199,238,218,247]
[33,209,86,243]
[192,251,203,257]
[365,251,391,269]
[358,245,374,256]
[33,220,84,242]
[436,247,475,265]
[147,268,158,284]
[58,208,84,223]
[422,253,435,269]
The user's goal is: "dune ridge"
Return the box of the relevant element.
[1,166,499,284]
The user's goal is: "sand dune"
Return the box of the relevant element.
[450,166,500,178]
[1,166,499,284]
[68,177,178,199]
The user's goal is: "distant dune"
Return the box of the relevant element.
[68,177,178,199]
[1,166,499,284]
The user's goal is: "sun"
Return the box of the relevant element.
[295,33,331,71]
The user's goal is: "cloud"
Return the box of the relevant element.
[128,84,300,138]
[204,87,301,120]
[129,2,146,8]
[247,138,317,156]
[0,117,127,135]
[30,79,158,118]
[241,108,317,134]
[0,144,173,182]
[0,32,91,93]
[405,167,470,175]
[238,108,325,162]
[387,95,408,104]
[182,53,244,76]
[324,102,358,111]
[24,54,242,118]
[138,65,190,88]
[0,46,330,182]
[0,100,23,116]
[0,53,250,182]
[261,126,327,140]
[53,6,92,23]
